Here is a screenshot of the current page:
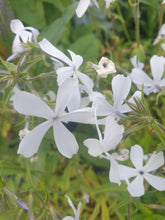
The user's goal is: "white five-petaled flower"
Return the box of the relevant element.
[39,38,93,111]
[13,78,95,158]
[7,19,39,62]
[130,55,165,95]
[63,195,81,220]
[118,145,165,197]
[94,74,141,118]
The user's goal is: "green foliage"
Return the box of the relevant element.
[0,0,165,219]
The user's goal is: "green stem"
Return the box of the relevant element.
[151,119,165,147]
[158,4,165,30]
[135,0,140,46]
[26,159,33,188]
[116,0,131,41]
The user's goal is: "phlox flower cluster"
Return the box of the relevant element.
[5,1,165,215]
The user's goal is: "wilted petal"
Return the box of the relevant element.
[13,88,55,119]
[83,138,103,157]
[76,0,91,17]
[17,199,29,210]
[127,175,144,197]
[144,173,165,191]
[144,151,164,172]
[17,121,52,158]
[10,19,24,34]
[150,55,165,81]
[112,75,131,108]
[39,38,72,66]
[53,121,78,158]
[130,145,144,169]
[55,78,77,115]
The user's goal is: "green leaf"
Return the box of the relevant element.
[101,195,109,220]
[2,84,15,108]
[0,58,17,72]
[41,2,78,45]
[70,34,100,63]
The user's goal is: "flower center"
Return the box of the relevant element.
[139,170,144,175]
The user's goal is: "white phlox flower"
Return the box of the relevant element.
[76,0,99,18]
[83,115,124,157]
[94,74,141,118]
[96,57,116,78]
[39,38,93,111]
[130,55,144,70]
[63,195,81,220]
[7,19,39,62]
[130,55,165,95]
[162,0,165,4]
[13,78,95,158]
[153,23,165,46]
[117,145,165,197]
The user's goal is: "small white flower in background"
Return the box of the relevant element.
[96,57,116,78]
[39,38,93,111]
[63,195,81,220]
[130,55,144,70]
[130,55,165,95]
[7,19,39,62]
[105,0,115,9]
[94,74,141,118]
[153,23,165,46]
[76,0,99,18]
[162,0,165,4]
[84,115,124,157]
[117,145,165,197]
[13,78,95,158]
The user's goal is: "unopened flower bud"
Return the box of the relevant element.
[96,57,116,78]
[17,199,29,210]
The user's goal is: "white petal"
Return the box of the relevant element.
[39,39,73,66]
[61,108,95,124]
[13,88,54,119]
[130,145,144,169]
[130,68,153,87]
[150,55,165,81]
[76,0,91,17]
[24,27,39,41]
[63,217,74,220]
[117,164,138,180]
[67,83,81,111]
[57,66,73,86]
[127,175,144,197]
[144,151,164,172]
[78,72,94,92]
[112,75,131,108]
[55,78,77,115]
[67,50,83,69]
[103,116,124,151]
[130,55,144,69]
[17,121,52,158]
[65,195,77,218]
[144,173,165,191]
[83,138,103,157]
[10,19,24,34]
[95,97,113,116]
[53,121,78,158]
[109,159,121,185]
